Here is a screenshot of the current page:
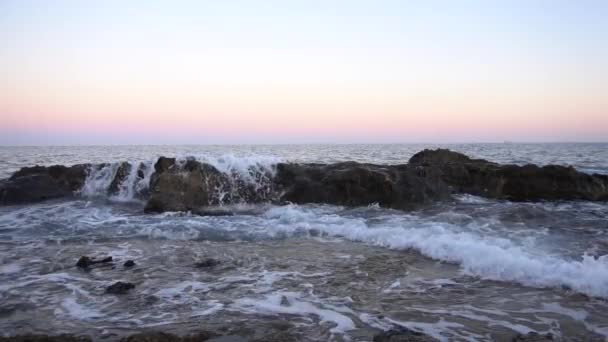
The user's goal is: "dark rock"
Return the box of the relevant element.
[512,332,554,341]
[108,162,132,195]
[373,328,439,342]
[145,160,230,213]
[105,281,135,294]
[76,256,93,268]
[409,148,487,165]
[124,260,136,267]
[274,162,450,210]
[0,335,91,342]
[409,149,608,201]
[195,258,221,268]
[76,256,113,269]
[0,164,89,205]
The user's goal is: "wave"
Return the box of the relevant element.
[79,154,281,202]
[259,205,608,299]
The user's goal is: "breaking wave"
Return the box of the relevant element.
[79,155,281,202]
[259,204,608,299]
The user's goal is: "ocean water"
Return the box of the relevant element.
[0,143,607,341]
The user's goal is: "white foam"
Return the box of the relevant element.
[261,205,608,298]
[56,296,104,320]
[154,281,210,303]
[234,291,355,334]
[80,163,119,197]
[0,263,21,274]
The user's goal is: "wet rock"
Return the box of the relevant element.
[195,258,221,268]
[144,159,231,213]
[373,328,439,342]
[512,332,554,341]
[105,281,135,294]
[0,335,92,342]
[275,161,450,210]
[76,256,113,269]
[0,164,89,205]
[409,149,608,201]
[108,162,132,195]
[124,260,136,267]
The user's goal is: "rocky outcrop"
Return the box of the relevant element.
[275,162,450,209]
[2,149,607,209]
[0,164,89,205]
[409,149,608,201]
[144,158,231,213]
[144,157,277,213]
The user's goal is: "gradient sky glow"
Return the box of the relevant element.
[1,0,607,145]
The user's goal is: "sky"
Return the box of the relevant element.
[0,0,607,145]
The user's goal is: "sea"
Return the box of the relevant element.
[0,143,607,341]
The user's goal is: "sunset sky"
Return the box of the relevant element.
[1,0,607,145]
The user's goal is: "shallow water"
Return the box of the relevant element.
[0,144,607,341]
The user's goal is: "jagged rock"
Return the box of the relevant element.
[124,260,136,267]
[105,281,135,294]
[195,258,221,268]
[409,149,608,201]
[373,328,439,342]
[512,332,554,341]
[0,164,89,205]
[108,161,132,195]
[76,256,113,269]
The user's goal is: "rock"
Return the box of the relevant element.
[373,328,439,342]
[105,281,135,294]
[108,162,132,195]
[409,148,487,165]
[76,256,113,269]
[274,162,450,210]
[124,260,136,267]
[144,159,231,213]
[0,335,92,342]
[195,258,221,268]
[409,149,608,201]
[76,256,93,268]
[512,332,554,341]
[0,164,89,205]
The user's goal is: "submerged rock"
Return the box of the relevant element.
[105,281,135,294]
[0,164,89,205]
[124,260,136,267]
[373,328,439,342]
[76,256,113,269]
[512,332,554,341]
[195,258,221,268]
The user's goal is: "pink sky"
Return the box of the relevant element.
[1,1,607,144]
